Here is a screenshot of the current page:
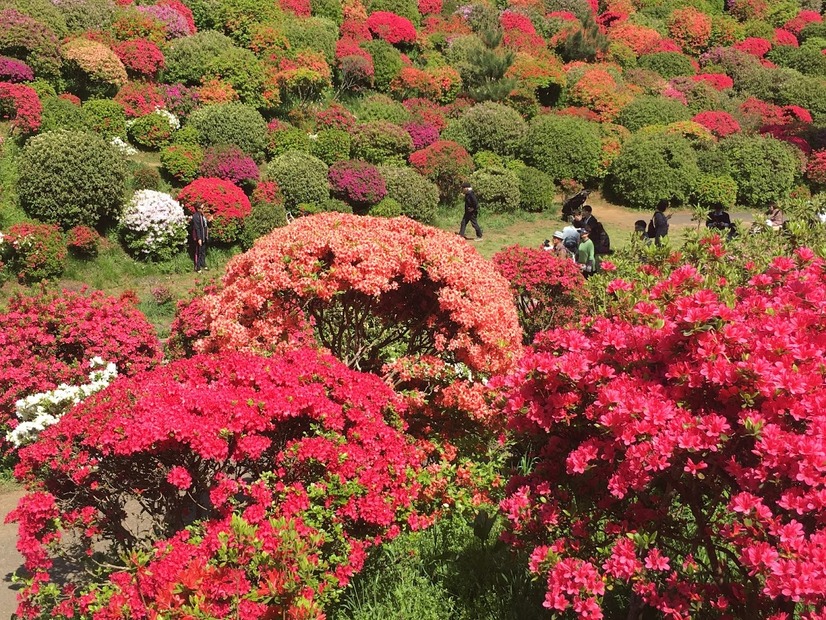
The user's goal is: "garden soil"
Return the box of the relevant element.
[0,485,24,619]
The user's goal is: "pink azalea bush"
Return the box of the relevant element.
[199,145,260,187]
[328,159,387,208]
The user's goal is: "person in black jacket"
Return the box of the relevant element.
[191,202,208,272]
[649,199,671,246]
[458,183,483,240]
[706,203,733,235]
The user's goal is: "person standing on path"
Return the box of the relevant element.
[191,202,208,272]
[650,199,671,246]
[577,227,596,275]
[459,183,483,240]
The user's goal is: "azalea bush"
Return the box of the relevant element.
[2,222,65,284]
[127,108,180,149]
[119,189,189,261]
[408,140,474,201]
[160,142,204,183]
[351,120,414,165]
[10,349,430,619]
[328,159,387,210]
[0,81,42,133]
[177,177,251,244]
[498,248,826,619]
[65,225,99,258]
[199,144,260,189]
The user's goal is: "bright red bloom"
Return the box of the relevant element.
[366,11,417,44]
[693,110,741,137]
[177,177,252,244]
[0,81,41,133]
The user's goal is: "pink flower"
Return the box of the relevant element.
[166,466,192,489]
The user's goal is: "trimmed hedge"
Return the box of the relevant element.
[521,114,603,182]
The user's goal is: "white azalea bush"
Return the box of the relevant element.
[119,189,188,261]
[7,357,117,447]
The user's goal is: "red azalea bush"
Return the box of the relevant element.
[784,10,822,36]
[667,7,712,55]
[0,288,161,433]
[113,38,165,79]
[328,160,387,208]
[691,72,733,90]
[315,103,357,130]
[733,37,772,58]
[199,145,260,188]
[727,0,768,21]
[418,0,441,15]
[403,97,447,130]
[693,110,741,137]
[409,140,474,200]
[177,177,252,244]
[0,82,41,133]
[774,28,798,47]
[65,225,100,258]
[492,245,588,344]
[498,250,826,618]
[567,68,633,122]
[390,65,461,104]
[366,11,417,45]
[279,0,311,16]
[10,349,430,618]
[806,150,826,186]
[608,23,663,55]
[114,81,165,117]
[2,223,65,284]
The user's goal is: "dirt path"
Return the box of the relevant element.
[0,485,24,619]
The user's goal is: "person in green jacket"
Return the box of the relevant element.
[577,227,595,276]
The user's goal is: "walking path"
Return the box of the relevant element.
[0,485,24,619]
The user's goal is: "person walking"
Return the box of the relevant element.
[458,183,483,240]
[649,199,671,246]
[191,202,208,272]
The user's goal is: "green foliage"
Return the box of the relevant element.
[369,197,402,217]
[266,151,330,209]
[473,151,503,168]
[776,73,826,124]
[351,121,414,165]
[283,17,338,64]
[132,165,162,191]
[440,120,473,152]
[58,0,115,33]
[444,35,487,87]
[692,173,738,209]
[310,129,352,164]
[268,125,311,158]
[515,165,555,212]
[559,14,609,63]
[23,79,57,100]
[368,0,420,24]
[0,0,68,37]
[616,95,692,132]
[39,97,85,133]
[298,197,353,214]
[379,165,440,223]
[240,199,287,250]
[310,0,343,24]
[799,22,826,45]
[459,102,527,156]
[217,0,284,44]
[544,0,593,21]
[471,166,521,213]
[355,94,412,124]
[17,130,127,228]
[719,134,799,208]
[202,46,267,106]
[82,98,127,139]
[521,114,603,182]
[768,43,826,79]
[464,28,516,102]
[160,143,204,184]
[362,40,404,91]
[637,51,696,79]
[187,102,268,160]
[606,131,701,209]
[163,30,236,85]
[127,111,176,150]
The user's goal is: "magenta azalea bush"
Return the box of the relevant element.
[328,160,387,208]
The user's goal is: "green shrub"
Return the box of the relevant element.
[132,165,162,191]
[516,165,555,212]
[2,222,66,283]
[362,39,404,91]
[172,125,201,145]
[473,150,503,168]
[368,0,420,23]
[369,197,402,217]
[297,197,352,214]
[799,22,826,44]
[187,102,268,159]
[521,114,603,182]
[24,79,57,100]
[82,98,126,139]
[160,144,204,184]
[606,131,701,209]
[776,73,826,123]
[58,0,115,33]
[163,31,236,85]
[310,129,351,164]
[470,166,521,214]
[202,46,267,106]
[379,165,440,223]
[637,51,696,79]
[39,97,86,133]
[215,0,283,44]
[439,120,473,152]
[767,43,826,78]
[459,102,527,156]
[719,134,799,208]
[0,0,68,36]
[267,124,311,157]
[283,17,338,63]
[616,95,692,131]
[127,111,177,150]
[351,120,414,165]
[310,0,342,24]
[17,130,127,228]
[356,94,412,124]
[266,151,330,209]
[692,174,738,209]
[240,184,287,250]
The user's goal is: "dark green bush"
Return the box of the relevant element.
[356,94,412,124]
[379,165,440,223]
[201,46,267,106]
[82,98,126,139]
[637,52,696,79]
[283,17,338,63]
[470,166,521,214]
[267,124,311,158]
[351,120,414,165]
[459,102,527,156]
[240,192,287,250]
[17,130,127,228]
[310,129,351,164]
[187,102,268,159]
[163,31,236,85]
[767,43,826,79]
[361,40,404,91]
[132,165,162,191]
[776,72,826,123]
[369,197,402,217]
[265,151,330,209]
[616,95,692,132]
[160,144,204,184]
[521,114,603,182]
[693,173,738,209]
[516,165,555,212]
[719,134,799,208]
[39,97,86,133]
[606,131,701,209]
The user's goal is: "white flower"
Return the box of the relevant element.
[120,190,188,258]
[154,107,180,130]
[111,136,137,156]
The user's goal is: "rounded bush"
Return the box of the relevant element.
[162,30,235,85]
[186,102,267,160]
[693,173,738,209]
[459,102,527,157]
[368,0,420,23]
[119,189,188,261]
[160,143,204,184]
[369,197,402,217]
[266,121,311,157]
[82,98,126,139]
[132,164,162,191]
[62,37,127,96]
[356,94,412,124]
[17,130,127,228]
[521,114,603,182]
[616,95,693,131]
[113,38,164,79]
[310,128,351,164]
[199,144,260,188]
[39,96,85,132]
[637,51,697,79]
[606,131,701,209]
[408,140,474,201]
[240,181,287,250]
[177,177,251,244]
[719,134,799,207]
[328,160,387,209]
[2,222,66,283]
[776,73,826,123]
[282,16,338,63]
[127,109,179,150]
[265,151,330,209]
[65,224,100,257]
[470,167,521,214]
[351,120,414,164]
[0,8,62,79]
[379,165,439,223]
[361,39,403,91]
[516,165,555,212]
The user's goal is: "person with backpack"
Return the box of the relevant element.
[458,183,483,240]
[561,224,580,254]
[577,226,596,276]
[648,200,671,246]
